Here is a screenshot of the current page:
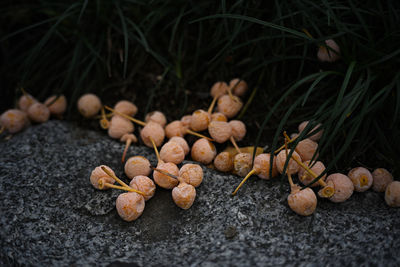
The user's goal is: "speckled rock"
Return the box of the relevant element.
[0,121,399,266]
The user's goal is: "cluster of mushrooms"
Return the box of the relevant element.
[0,89,67,135]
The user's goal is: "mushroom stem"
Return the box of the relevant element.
[101,166,131,189]
[186,129,214,141]
[0,126,4,134]
[45,95,61,107]
[230,136,241,154]
[231,169,256,196]
[121,139,132,163]
[94,113,113,119]
[274,135,298,154]
[104,105,146,126]
[149,137,161,163]
[100,106,110,129]
[150,166,179,179]
[98,180,145,195]
[208,95,218,114]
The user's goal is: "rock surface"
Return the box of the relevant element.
[0,121,399,266]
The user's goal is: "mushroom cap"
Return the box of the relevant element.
[44,95,67,115]
[208,121,232,143]
[214,151,234,172]
[145,111,167,127]
[153,162,179,189]
[160,141,185,164]
[298,121,323,142]
[90,165,116,190]
[172,182,196,209]
[0,109,29,133]
[129,175,156,201]
[124,156,151,179]
[276,149,302,175]
[18,94,37,112]
[120,133,137,143]
[253,153,278,180]
[385,181,400,207]
[191,138,217,164]
[295,139,318,162]
[211,112,227,122]
[326,173,354,203]
[233,153,253,177]
[27,102,50,123]
[114,100,138,117]
[217,95,243,119]
[229,78,248,97]
[229,120,246,141]
[190,109,211,132]
[372,168,394,193]
[348,167,373,192]
[108,115,134,139]
[317,39,341,62]
[165,120,186,138]
[298,160,326,187]
[140,121,165,147]
[288,187,317,216]
[178,164,203,187]
[169,136,190,155]
[210,81,229,98]
[116,192,145,222]
[77,93,102,118]
[180,115,192,128]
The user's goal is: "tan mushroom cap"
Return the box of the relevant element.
[90,165,116,190]
[217,95,243,119]
[347,167,373,192]
[18,94,37,112]
[114,100,138,117]
[172,182,196,210]
[140,121,165,147]
[233,153,252,177]
[295,139,318,162]
[190,109,211,132]
[317,39,341,63]
[191,138,217,165]
[116,192,145,222]
[180,115,192,128]
[77,93,102,118]
[178,164,203,187]
[44,95,67,115]
[211,112,227,122]
[298,160,326,187]
[253,153,278,180]
[276,149,302,175]
[165,120,186,138]
[153,162,179,189]
[108,115,134,139]
[214,151,234,172]
[120,133,137,143]
[210,81,229,98]
[229,78,248,97]
[288,186,317,216]
[27,102,50,123]
[208,121,232,143]
[372,168,393,193]
[160,141,185,164]
[229,120,246,141]
[0,109,29,133]
[326,173,354,203]
[169,136,190,155]
[124,156,151,179]
[385,181,400,207]
[298,121,323,142]
[129,175,156,201]
[145,111,167,127]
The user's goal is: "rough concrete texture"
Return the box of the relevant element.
[0,120,399,266]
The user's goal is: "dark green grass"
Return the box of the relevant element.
[1,0,399,178]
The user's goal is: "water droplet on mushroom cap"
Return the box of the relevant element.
[172,182,196,210]
[385,181,400,207]
[190,109,211,132]
[347,167,373,192]
[208,121,232,143]
[153,162,179,189]
[108,115,134,139]
[44,95,67,116]
[288,186,317,216]
[27,102,50,123]
[298,160,326,187]
[191,138,217,165]
[214,151,234,172]
[124,156,151,179]
[140,121,165,148]
[114,100,138,117]
[0,109,29,133]
[129,175,156,201]
[145,111,167,127]
[178,164,203,187]
[217,95,243,119]
[90,165,116,190]
[116,192,145,221]
[276,149,302,175]
[372,168,393,193]
[160,141,185,164]
[326,173,354,203]
[77,93,102,118]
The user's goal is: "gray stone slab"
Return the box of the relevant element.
[0,120,399,266]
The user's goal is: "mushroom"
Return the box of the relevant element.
[191,138,217,165]
[27,102,50,123]
[159,141,185,165]
[120,133,138,163]
[18,88,37,112]
[372,168,393,193]
[178,164,203,187]
[298,121,323,142]
[116,192,145,222]
[385,181,400,207]
[107,115,134,139]
[124,156,151,179]
[347,167,373,192]
[165,120,212,140]
[214,151,234,173]
[0,109,29,133]
[317,39,341,63]
[172,182,196,210]
[217,94,243,119]
[169,136,190,155]
[145,111,167,127]
[114,100,138,117]
[129,175,156,201]
[228,78,248,97]
[44,95,67,116]
[326,173,354,203]
[77,93,102,118]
